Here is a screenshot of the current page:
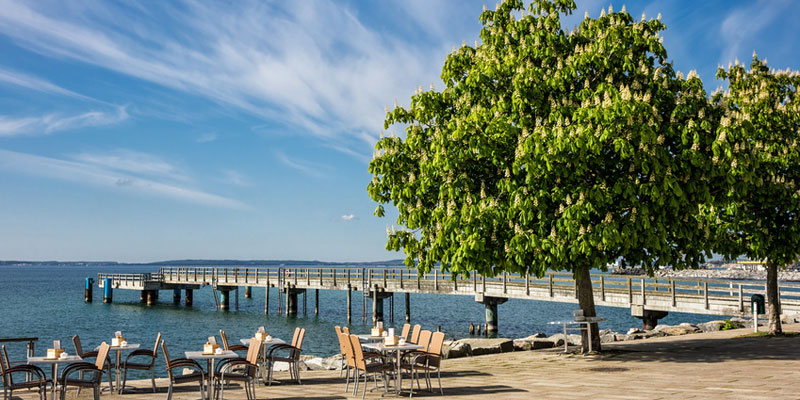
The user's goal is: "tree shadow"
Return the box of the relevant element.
[591,334,800,364]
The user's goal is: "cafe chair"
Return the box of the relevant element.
[339,331,384,394]
[334,326,348,375]
[59,342,111,400]
[219,330,248,354]
[71,335,114,393]
[409,325,422,344]
[266,327,305,385]
[348,334,393,400]
[1,345,51,400]
[214,338,261,400]
[120,332,161,393]
[161,340,206,400]
[403,331,445,396]
[400,323,412,342]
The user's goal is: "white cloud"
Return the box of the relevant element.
[341,214,357,221]
[70,149,188,181]
[0,67,94,101]
[0,106,128,137]
[0,148,248,210]
[275,150,328,178]
[719,3,785,65]
[218,169,251,187]
[0,0,472,157]
[196,132,217,143]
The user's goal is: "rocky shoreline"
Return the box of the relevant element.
[284,314,800,370]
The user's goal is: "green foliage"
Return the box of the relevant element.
[711,57,800,267]
[721,320,736,331]
[367,0,716,278]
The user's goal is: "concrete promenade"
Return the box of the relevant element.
[9,323,800,399]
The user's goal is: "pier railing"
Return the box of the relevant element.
[92,266,800,317]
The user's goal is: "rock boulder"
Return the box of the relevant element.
[455,338,513,356]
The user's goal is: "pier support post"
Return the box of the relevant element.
[185,289,193,307]
[220,290,230,311]
[265,286,270,315]
[346,285,352,323]
[287,290,298,316]
[103,278,113,304]
[146,290,156,306]
[173,289,181,304]
[84,278,93,303]
[475,294,507,334]
[368,288,392,323]
[315,289,319,315]
[245,286,252,298]
[405,293,410,323]
[631,306,668,330]
[140,290,146,303]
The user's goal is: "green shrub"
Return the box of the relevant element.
[721,320,737,330]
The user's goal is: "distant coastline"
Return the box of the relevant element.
[0,259,407,267]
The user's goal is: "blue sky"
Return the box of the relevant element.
[0,0,798,263]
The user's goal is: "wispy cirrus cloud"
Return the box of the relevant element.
[718,2,786,66]
[218,169,251,187]
[0,106,128,137]
[70,149,189,182]
[0,67,93,101]
[275,150,328,178]
[0,0,477,157]
[196,132,217,143]
[0,148,248,210]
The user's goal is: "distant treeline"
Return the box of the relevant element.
[0,259,406,267]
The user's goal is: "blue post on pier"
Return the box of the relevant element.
[103,277,113,303]
[84,277,94,303]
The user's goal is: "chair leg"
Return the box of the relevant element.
[166,382,173,400]
[151,369,157,393]
[122,367,128,392]
[437,368,443,395]
[361,372,368,400]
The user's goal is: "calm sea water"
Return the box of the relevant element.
[0,265,719,374]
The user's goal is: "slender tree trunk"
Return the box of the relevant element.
[576,265,601,351]
[766,260,782,334]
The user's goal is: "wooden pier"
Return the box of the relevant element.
[96,267,800,331]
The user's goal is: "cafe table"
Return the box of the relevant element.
[361,342,423,396]
[96,343,140,393]
[186,350,238,400]
[356,334,387,343]
[28,354,82,400]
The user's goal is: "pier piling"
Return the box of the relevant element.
[287,289,298,316]
[405,293,410,323]
[476,295,507,333]
[146,290,156,306]
[265,286,270,315]
[315,289,319,315]
[140,290,146,303]
[220,290,230,311]
[245,286,252,298]
[103,278,113,303]
[84,278,93,303]
[185,289,193,307]
[173,289,181,304]
[346,284,352,323]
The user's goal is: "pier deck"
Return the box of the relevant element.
[96,267,800,321]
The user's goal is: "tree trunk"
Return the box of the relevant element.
[766,260,782,335]
[576,265,601,351]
